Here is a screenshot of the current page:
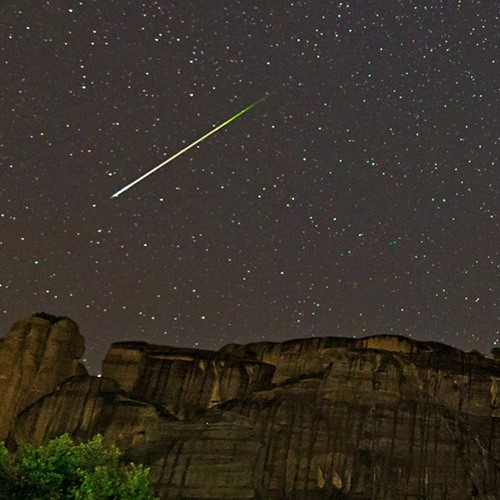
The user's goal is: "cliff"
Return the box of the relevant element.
[0,313,86,441]
[2,314,500,499]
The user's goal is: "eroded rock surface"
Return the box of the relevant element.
[3,317,500,499]
[12,375,171,451]
[0,313,85,440]
[102,342,275,418]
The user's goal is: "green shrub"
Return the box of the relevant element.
[491,347,500,361]
[0,434,157,499]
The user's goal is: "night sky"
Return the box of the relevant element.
[1,2,498,374]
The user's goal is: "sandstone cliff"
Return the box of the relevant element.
[101,341,275,418]
[0,313,86,441]
[2,315,500,499]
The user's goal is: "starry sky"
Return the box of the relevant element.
[1,1,498,374]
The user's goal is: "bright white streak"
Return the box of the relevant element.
[111,93,271,198]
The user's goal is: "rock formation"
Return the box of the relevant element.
[2,314,500,499]
[0,313,86,440]
[101,341,275,418]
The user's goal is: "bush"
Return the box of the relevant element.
[0,434,157,499]
[491,347,500,361]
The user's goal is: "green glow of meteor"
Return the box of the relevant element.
[111,92,274,198]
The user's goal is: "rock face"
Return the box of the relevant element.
[0,313,86,440]
[102,341,275,418]
[3,316,500,499]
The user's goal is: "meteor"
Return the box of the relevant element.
[111,91,276,198]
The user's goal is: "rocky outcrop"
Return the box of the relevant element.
[211,347,499,498]
[3,316,500,498]
[219,334,452,384]
[102,342,275,419]
[0,313,85,440]
[12,376,171,450]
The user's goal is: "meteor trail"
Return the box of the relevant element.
[111,91,276,198]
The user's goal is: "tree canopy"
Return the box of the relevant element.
[491,347,500,361]
[0,434,157,499]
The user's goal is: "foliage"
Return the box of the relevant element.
[469,349,483,357]
[0,434,157,500]
[491,347,500,361]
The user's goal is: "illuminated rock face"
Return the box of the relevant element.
[0,314,85,440]
[101,342,276,418]
[3,317,500,499]
[209,347,500,499]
